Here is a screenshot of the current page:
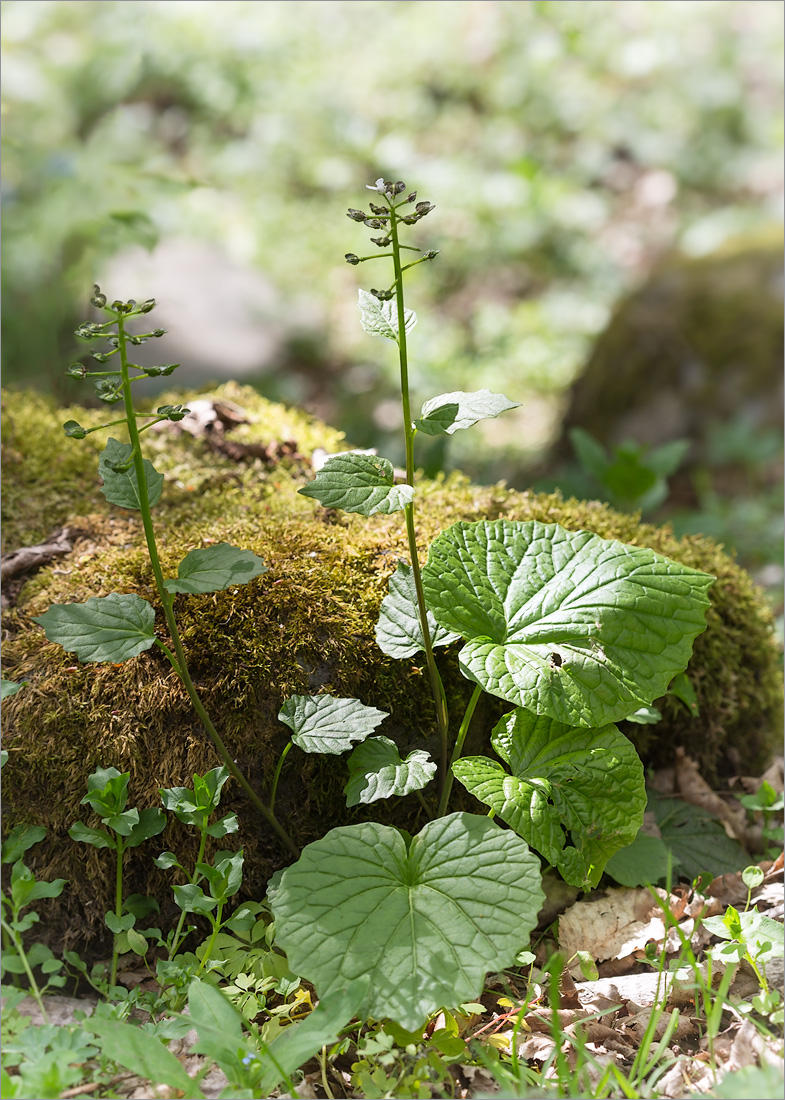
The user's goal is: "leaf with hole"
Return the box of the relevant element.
[33,593,157,664]
[415,390,520,436]
[99,438,164,510]
[299,453,413,516]
[422,519,714,727]
[344,736,436,806]
[270,812,543,1030]
[164,543,267,595]
[279,694,388,754]
[452,709,645,889]
[375,561,460,658]
[358,288,416,343]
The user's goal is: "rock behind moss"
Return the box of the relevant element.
[2,384,781,951]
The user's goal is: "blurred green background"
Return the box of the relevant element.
[2,0,782,590]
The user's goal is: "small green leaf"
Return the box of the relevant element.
[625,706,662,725]
[126,928,149,956]
[270,812,543,1031]
[345,736,436,806]
[415,390,520,436]
[105,911,135,934]
[604,831,675,886]
[667,671,700,717]
[358,288,416,343]
[33,593,156,664]
[375,561,460,659]
[153,851,182,870]
[68,822,116,849]
[299,453,413,516]
[279,694,388,754]
[83,1019,203,1098]
[125,807,167,847]
[1,679,25,700]
[99,438,164,510]
[452,709,645,889]
[163,543,267,595]
[2,825,47,865]
[173,884,218,914]
[187,979,246,1071]
[422,520,714,727]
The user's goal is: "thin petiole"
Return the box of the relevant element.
[268,742,293,816]
[437,683,482,817]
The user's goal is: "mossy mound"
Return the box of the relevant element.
[555,235,784,466]
[2,384,781,952]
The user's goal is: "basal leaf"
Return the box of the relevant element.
[422,520,714,727]
[299,453,414,516]
[358,289,416,343]
[344,736,436,806]
[33,593,157,664]
[375,561,460,658]
[1,679,25,700]
[163,543,267,594]
[99,438,164,510]
[414,390,521,436]
[652,797,750,879]
[270,812,543,1030]
[452,709,645,889]
[604,831,675,887]
[1,825,47,865]
[279,694,388,754]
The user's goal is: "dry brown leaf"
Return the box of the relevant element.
[675,748,750,841]
[559,886,670,966]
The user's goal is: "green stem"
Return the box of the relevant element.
[388,207,450,791]
[437,684,483,818]
[116,315,299,860]
[168,824,208,960]
[269,742,293,816]
[110,837,125,989]
[1,916,50,1024]
[195,902,224,976]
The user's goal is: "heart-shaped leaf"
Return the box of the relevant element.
[375,561,460,658]
[279,695,388,754]
[299,453,414,516]
[422,520,714,726]
[344,736,436,806]
[33,593,157,664]
[358,289,416,343]
[270,812,543,1030]
[414,390,520,436]
[452,709,646,889]
[163,543,267,594]
[99,438,164,510]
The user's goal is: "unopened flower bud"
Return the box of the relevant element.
[423,249,440,260]
[399,214,418,225]
[415,201,435,216]
[65,362,87,379]
[90,284,107,308]
[152,328,166,337]
[370,236,391,247]
[370,288,395,301]
[393,181,406,194]
[91,351,116,363]
[345,253,361,265]
[368,203,387,215]
[347,208,367,222]
[111,300,123,312]
[405,191,417,204]
[363,217,385,229]
[138,299,156,314]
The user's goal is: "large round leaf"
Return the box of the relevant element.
[422,520,714,726]
[452,708,646,889]
[270,812,543,1030]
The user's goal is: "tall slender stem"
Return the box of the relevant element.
[437,683,482,818]
[388,206,451,789]
[116,317,299,859]
[110,837,125,989]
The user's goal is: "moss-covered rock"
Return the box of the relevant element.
[2,384,781,951]
[555,236,784,467]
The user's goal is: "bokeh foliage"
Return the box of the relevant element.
[2,0,782,484]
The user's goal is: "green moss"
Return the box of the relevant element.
[2,385,781,951]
